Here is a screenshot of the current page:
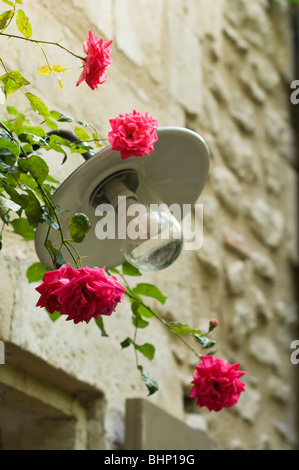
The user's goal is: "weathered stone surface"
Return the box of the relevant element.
[272,419,297,447]
[203,92,220,135]
[201,196,219,232]
[166,11,203,114]
[247,199,285,248]
[223,25,248,53]
[251,251,277,282]
[196,236,223,276]
[185,413,208,434]
[212,166,242,214]
[264,107,288,146]
[114,0,164,76]
[229,302,257,347]
[262,151,284,196]
[223,228,252,259]
[224,0,248,27]
[250,286,272,321]
[239,72,266,104]
[225,0,276,56]
[249,336,281,368]
[208,69,230,104]
[235,386,261,423]
[225,261,247,295]
[229,94,256,134]
[268,376,290,403]
[251,54,280,92]
[217,124,259,182]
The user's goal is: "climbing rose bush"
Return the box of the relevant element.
[36,265,126,324]
[0,0,246,403]
[76,30,113,90]
[190,355,246,412]
[108,109,158,159]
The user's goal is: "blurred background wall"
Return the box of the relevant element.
[0,0,298,450]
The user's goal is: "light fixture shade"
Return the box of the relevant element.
[34,127,210,270]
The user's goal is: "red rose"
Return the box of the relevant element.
[190,355,246,412]
[36,265,125,324]
[76,30,112,90]
[108,110,158,159]
[35,263,76,314]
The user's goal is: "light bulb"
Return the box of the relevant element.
[99,171,184,271]
[118,200,183,271]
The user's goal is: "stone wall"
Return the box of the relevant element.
[0,0,298,450]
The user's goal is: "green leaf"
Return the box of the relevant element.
[0,9,14,30]
[44,118,58,130]
[36,65,52,76]
[1,1,14,6]
[69,213,91,243]
[18,154,49,184]
[0,137,20,158]
[19,132,48,148]
[25,92,50,119]
[122,262,142,276]
[77,120,89,127]
[6,105,18,115]
[2,184,28,209]
[94,316,109,337]
[193,334,216,349]
[120,337,131,349]
[120,337,155,361]
[74,126,91,142]
[16,9,32,38]
[131,301,154,319]
[24,189,43,226]
[11,217,35,240]
[135,342,155,361]
[49,110,62,120]
[139,367,158,396]
[51,65,68,73]
[47,310,61,322]
[132,315,149,329]
[132,283,167,304]
[0,194,21,218]
[0,70,30,95]
[137,303,154,318]
[26,262,46,283]
[54,112,73,123]
[19,126,46,137]
[110,267,120,274]
[19,172,38,190]
[169,322,202,336]
[44,239,65,268]
[41,208,59,230]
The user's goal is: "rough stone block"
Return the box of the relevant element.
[247,199,285,248]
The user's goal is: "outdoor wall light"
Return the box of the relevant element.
[34,127,210,271]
